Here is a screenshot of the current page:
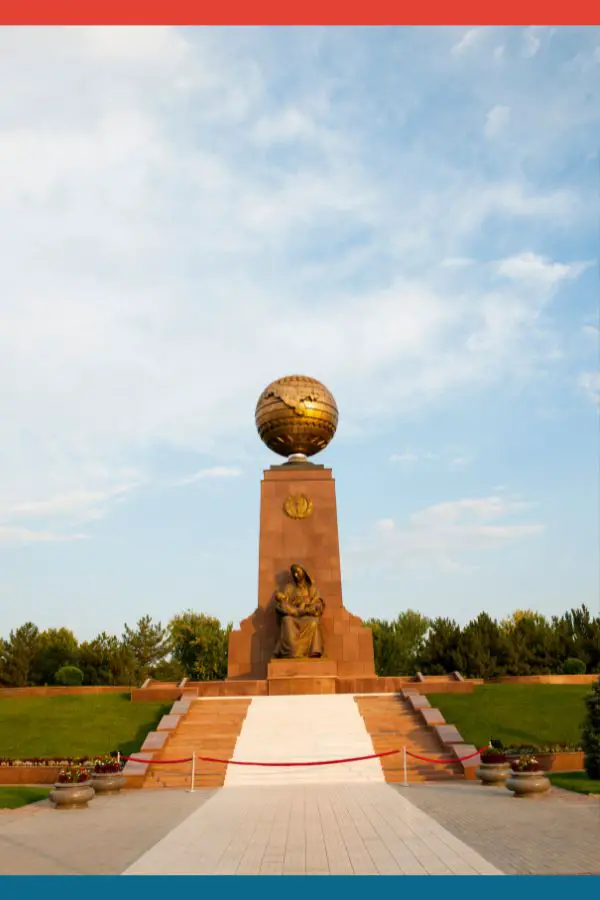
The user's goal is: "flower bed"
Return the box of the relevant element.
[494,744,584,773]
[0,756,124,785]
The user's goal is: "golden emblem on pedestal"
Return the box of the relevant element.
[255,374,338,461]
[283,494,313,519]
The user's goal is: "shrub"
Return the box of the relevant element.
[54,665,84,686]
[582,677,600,779]
[563,658,586,675]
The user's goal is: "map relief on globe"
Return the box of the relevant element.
[255,375,339,461]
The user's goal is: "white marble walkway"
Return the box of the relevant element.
[124,783,503,875]
[224,695,384,786]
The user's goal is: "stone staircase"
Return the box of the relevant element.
[144,698,251,790]
[355,695,463,783]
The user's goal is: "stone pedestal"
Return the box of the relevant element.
[227,462,375,681]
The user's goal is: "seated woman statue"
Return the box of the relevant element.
[272,563,325,659]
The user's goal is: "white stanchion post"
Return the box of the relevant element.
[117,751,121,766]
[189,752,196,793]
[402,745,409,787]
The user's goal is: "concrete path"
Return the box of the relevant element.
[395,781,600,876]
[124,784,502,875]
[225,695,385,786]
[0,790,215,875]
[2,781,598,875]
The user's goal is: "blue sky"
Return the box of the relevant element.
[0,25,598,640]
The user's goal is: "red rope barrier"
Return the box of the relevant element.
[123,746,486,768]
[123,755,193,764]
[197,749,399,767]
[405,746,487,765]
[123,750,399,767]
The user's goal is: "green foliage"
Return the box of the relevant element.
[420,617,462,675]
[54,665,84,686]
[0,623,41,686]
[0,602,598,688]
[366,610,430,676]
[150,658,186,683]
[169,611,231,681]
[563,657,586,675]
[122,615,169,683]
[78,632,136,686]
[581,677,600,779]
[33,628,79,685]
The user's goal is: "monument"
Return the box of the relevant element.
[227,375,376,692]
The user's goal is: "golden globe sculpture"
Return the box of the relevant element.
[255,375,339,461]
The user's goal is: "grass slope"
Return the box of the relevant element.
[427,685,588,748]
[0,787,51,809]
[0,693,171,758]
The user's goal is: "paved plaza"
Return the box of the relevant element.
[1,780,599,875]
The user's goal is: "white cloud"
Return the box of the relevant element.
[0,27,595,536]
[578,372,600,408]
[494,252,591,287]
[8,482,140,521]
[389,451,420,465]
[582,323,599,338]
[440,257,474,268]
[450,455,474,469]
[522,28,542,59]
[485,105,510,140]
[173,467,244,486]
[0,526,88,546]
[353,494,543,572]
[451,28,485,56]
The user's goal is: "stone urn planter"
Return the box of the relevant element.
[49,780,95,810]
[506,758,551,798]
[476,761,512,785]
[91,772,126,795]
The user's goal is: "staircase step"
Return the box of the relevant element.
[141,698,251,789]
[355,696,463,783]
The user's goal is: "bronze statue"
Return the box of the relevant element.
[272,564,325,659]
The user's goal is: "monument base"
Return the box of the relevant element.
[268,676,338,695]
[267,659,338,679]
[267,658,338,695]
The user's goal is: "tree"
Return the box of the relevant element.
[150,658,186,682]
[366,611,430,676]
[0,623,41,686]
[169,612,231,681]
[420,618,462,675]
[581,677,600,779]
[33,628,79,685]
[454,613,508,679]
[500,610,558,675]
[561,606,600,674]
[122,616,169,684]
[78,632,136,685]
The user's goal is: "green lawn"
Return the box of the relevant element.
[549,772,600,795]
[0,786,51,809]
[427,685,589,748]
[0,693,171,758]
